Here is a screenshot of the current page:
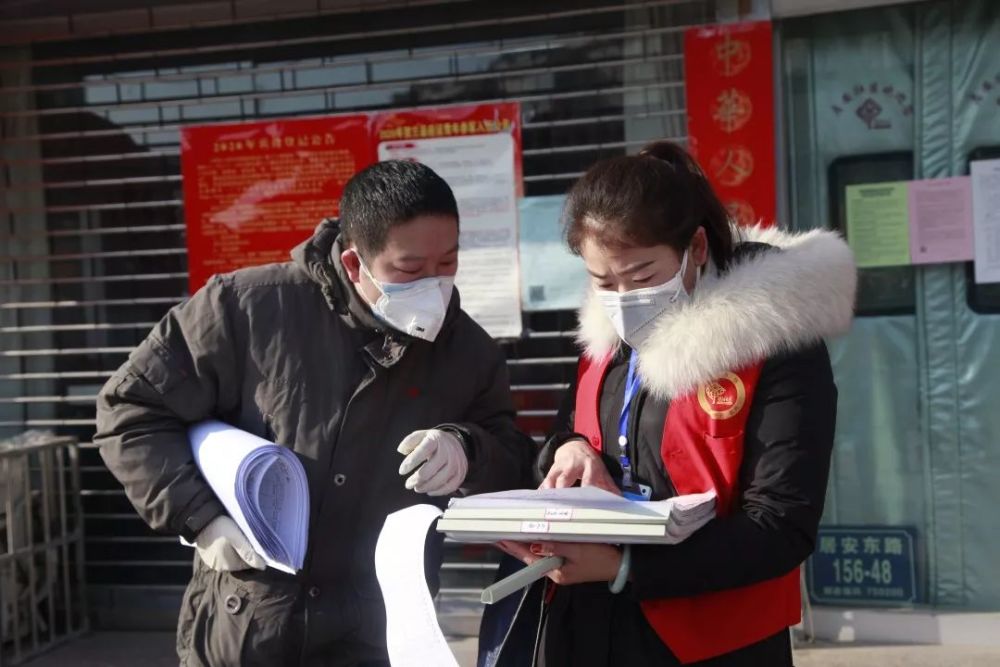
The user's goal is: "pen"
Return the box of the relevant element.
[480,555,565,605]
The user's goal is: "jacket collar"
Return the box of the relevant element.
[576,225,857,399]
[291,218,382,332]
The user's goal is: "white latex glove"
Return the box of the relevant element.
[397,429,469,496]
[194,515,266,572]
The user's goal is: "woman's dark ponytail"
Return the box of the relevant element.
[564,140,735,271]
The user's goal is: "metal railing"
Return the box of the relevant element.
[0,435,87,666]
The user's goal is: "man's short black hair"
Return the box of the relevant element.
[340,160,459,256]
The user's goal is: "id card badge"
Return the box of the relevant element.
[622,484,653,502]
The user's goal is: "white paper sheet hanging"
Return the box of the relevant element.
[971,158,1000,284]
[188,420,309,574]
[375,504,459,667]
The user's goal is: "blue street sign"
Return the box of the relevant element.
[807,526,918,605]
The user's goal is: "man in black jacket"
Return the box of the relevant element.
[96,161,534,666]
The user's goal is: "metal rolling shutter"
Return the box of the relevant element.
[0,0,711,626]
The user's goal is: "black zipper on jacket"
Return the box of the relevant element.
[296,354,378,667]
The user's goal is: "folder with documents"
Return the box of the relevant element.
[437,486,716,545]
[438,487,717,605]
[436,518,680,543]
[187,421,309,574]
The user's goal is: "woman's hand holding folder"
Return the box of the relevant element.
[496,539,623,586]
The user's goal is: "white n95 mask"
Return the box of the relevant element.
[359,260,454,342]
[595,250,696,349]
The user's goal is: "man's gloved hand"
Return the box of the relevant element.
[397,429,469,496]
[194,515,266,572]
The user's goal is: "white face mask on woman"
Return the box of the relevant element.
[359,260,454,342]
[595,249,698,349]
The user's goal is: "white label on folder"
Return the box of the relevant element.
[543,508,573,520]
[521,521,550,533]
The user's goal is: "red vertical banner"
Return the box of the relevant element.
[684,21,776,228]
[180,115,374,293]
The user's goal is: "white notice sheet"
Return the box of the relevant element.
[379,133,522,337]
[972,159,1000,284]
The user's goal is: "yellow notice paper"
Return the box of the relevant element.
[845,182,911,268]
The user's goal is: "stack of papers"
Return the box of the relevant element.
[437,487,716,545]
[188,421,309,573]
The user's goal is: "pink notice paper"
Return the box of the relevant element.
[908,176,975,265]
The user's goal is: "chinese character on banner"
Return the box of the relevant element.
[713,33,752,77]
[711,89,754,134]
[725,200,757,227]
[841,537,859,555]
[710,146,755,187]
[864,537,882,554]
[684,21,775,227]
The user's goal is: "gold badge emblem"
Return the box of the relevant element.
[697,372,747,420]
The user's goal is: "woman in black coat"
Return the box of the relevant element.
[484,141,856,667]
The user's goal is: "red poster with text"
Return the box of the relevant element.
[684,21,776,227]
[180,115,374,293]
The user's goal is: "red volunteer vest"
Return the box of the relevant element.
[573,354,801,664]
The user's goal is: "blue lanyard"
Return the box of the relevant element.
[617,350,642,491]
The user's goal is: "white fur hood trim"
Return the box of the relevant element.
[576,225,857,399]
